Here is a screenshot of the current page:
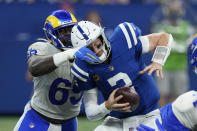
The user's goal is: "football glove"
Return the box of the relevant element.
[74,47,100,63]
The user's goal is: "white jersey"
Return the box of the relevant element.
[27,41,82,120]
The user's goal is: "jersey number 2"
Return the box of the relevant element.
[107,72,132,87]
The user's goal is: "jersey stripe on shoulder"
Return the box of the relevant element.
[73,63,89,77]
[119,23,132,49]
[71,69,87,82]
[125,22,137,45]
[71,63,89,82]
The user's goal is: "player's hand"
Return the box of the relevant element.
[138,62,163,79]
[136,119,165,131]
[74,47,100,63]
[105,89,131,112]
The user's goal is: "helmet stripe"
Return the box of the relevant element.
[46,16,61,28]
[77,25,89,40]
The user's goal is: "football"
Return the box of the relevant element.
[114,87,140,112]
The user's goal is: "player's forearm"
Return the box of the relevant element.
[151,34,173,65]
[28,49,78,77]
[28,55,57,77]
[83,89,110,121]
[140,33,173,65]
[85,102,110,121]
[149,33,171,51]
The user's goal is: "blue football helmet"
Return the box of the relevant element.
[44,10,77,49]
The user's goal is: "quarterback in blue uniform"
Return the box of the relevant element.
[71,21,173,131]
[136,35,197,131]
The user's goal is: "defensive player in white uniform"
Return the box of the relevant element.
[136,35,197,131]
[13,10,83,131]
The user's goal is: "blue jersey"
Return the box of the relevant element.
[71,22,160,118]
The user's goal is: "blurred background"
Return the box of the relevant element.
[1,0,197,130]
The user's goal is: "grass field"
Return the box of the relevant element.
[0,115,103,131]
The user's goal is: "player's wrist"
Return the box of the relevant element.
[104,101,112,111]
[101,102,111,113]
[151,46,170,65]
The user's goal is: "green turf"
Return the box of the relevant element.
[0,115,103,131]
[78,116,103,131]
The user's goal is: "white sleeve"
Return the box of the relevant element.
[172,90,197,129]
[139,36,150,53]
[83,88,111,121]
[53,48,79,67]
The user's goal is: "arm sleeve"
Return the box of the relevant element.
[139,36,150,53]
[116,22,143,58]
[71,60,95,91]
[83,88,111,121]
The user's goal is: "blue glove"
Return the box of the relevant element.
[74,47,100,63]
[136,119,165,131]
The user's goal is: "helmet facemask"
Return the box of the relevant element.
[54,25,74,48]
[86,34,111,64]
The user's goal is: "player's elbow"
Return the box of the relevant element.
[27,57,41,77]
[85,107,104,121]
[28,64,41,77]
[86,113,103,121]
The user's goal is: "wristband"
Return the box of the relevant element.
[152,46,170,65]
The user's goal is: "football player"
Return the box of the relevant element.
[136,35,197,131]
[13,10,83,131]
[136,90,197,131]
[70,21,173,131]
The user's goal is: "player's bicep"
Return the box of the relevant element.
[28,55,55,77]
[139,36,150,53]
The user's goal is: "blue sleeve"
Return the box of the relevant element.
[112,22,143,60]
[71,59,95,91]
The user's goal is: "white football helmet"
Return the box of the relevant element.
[71,21,111,63]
